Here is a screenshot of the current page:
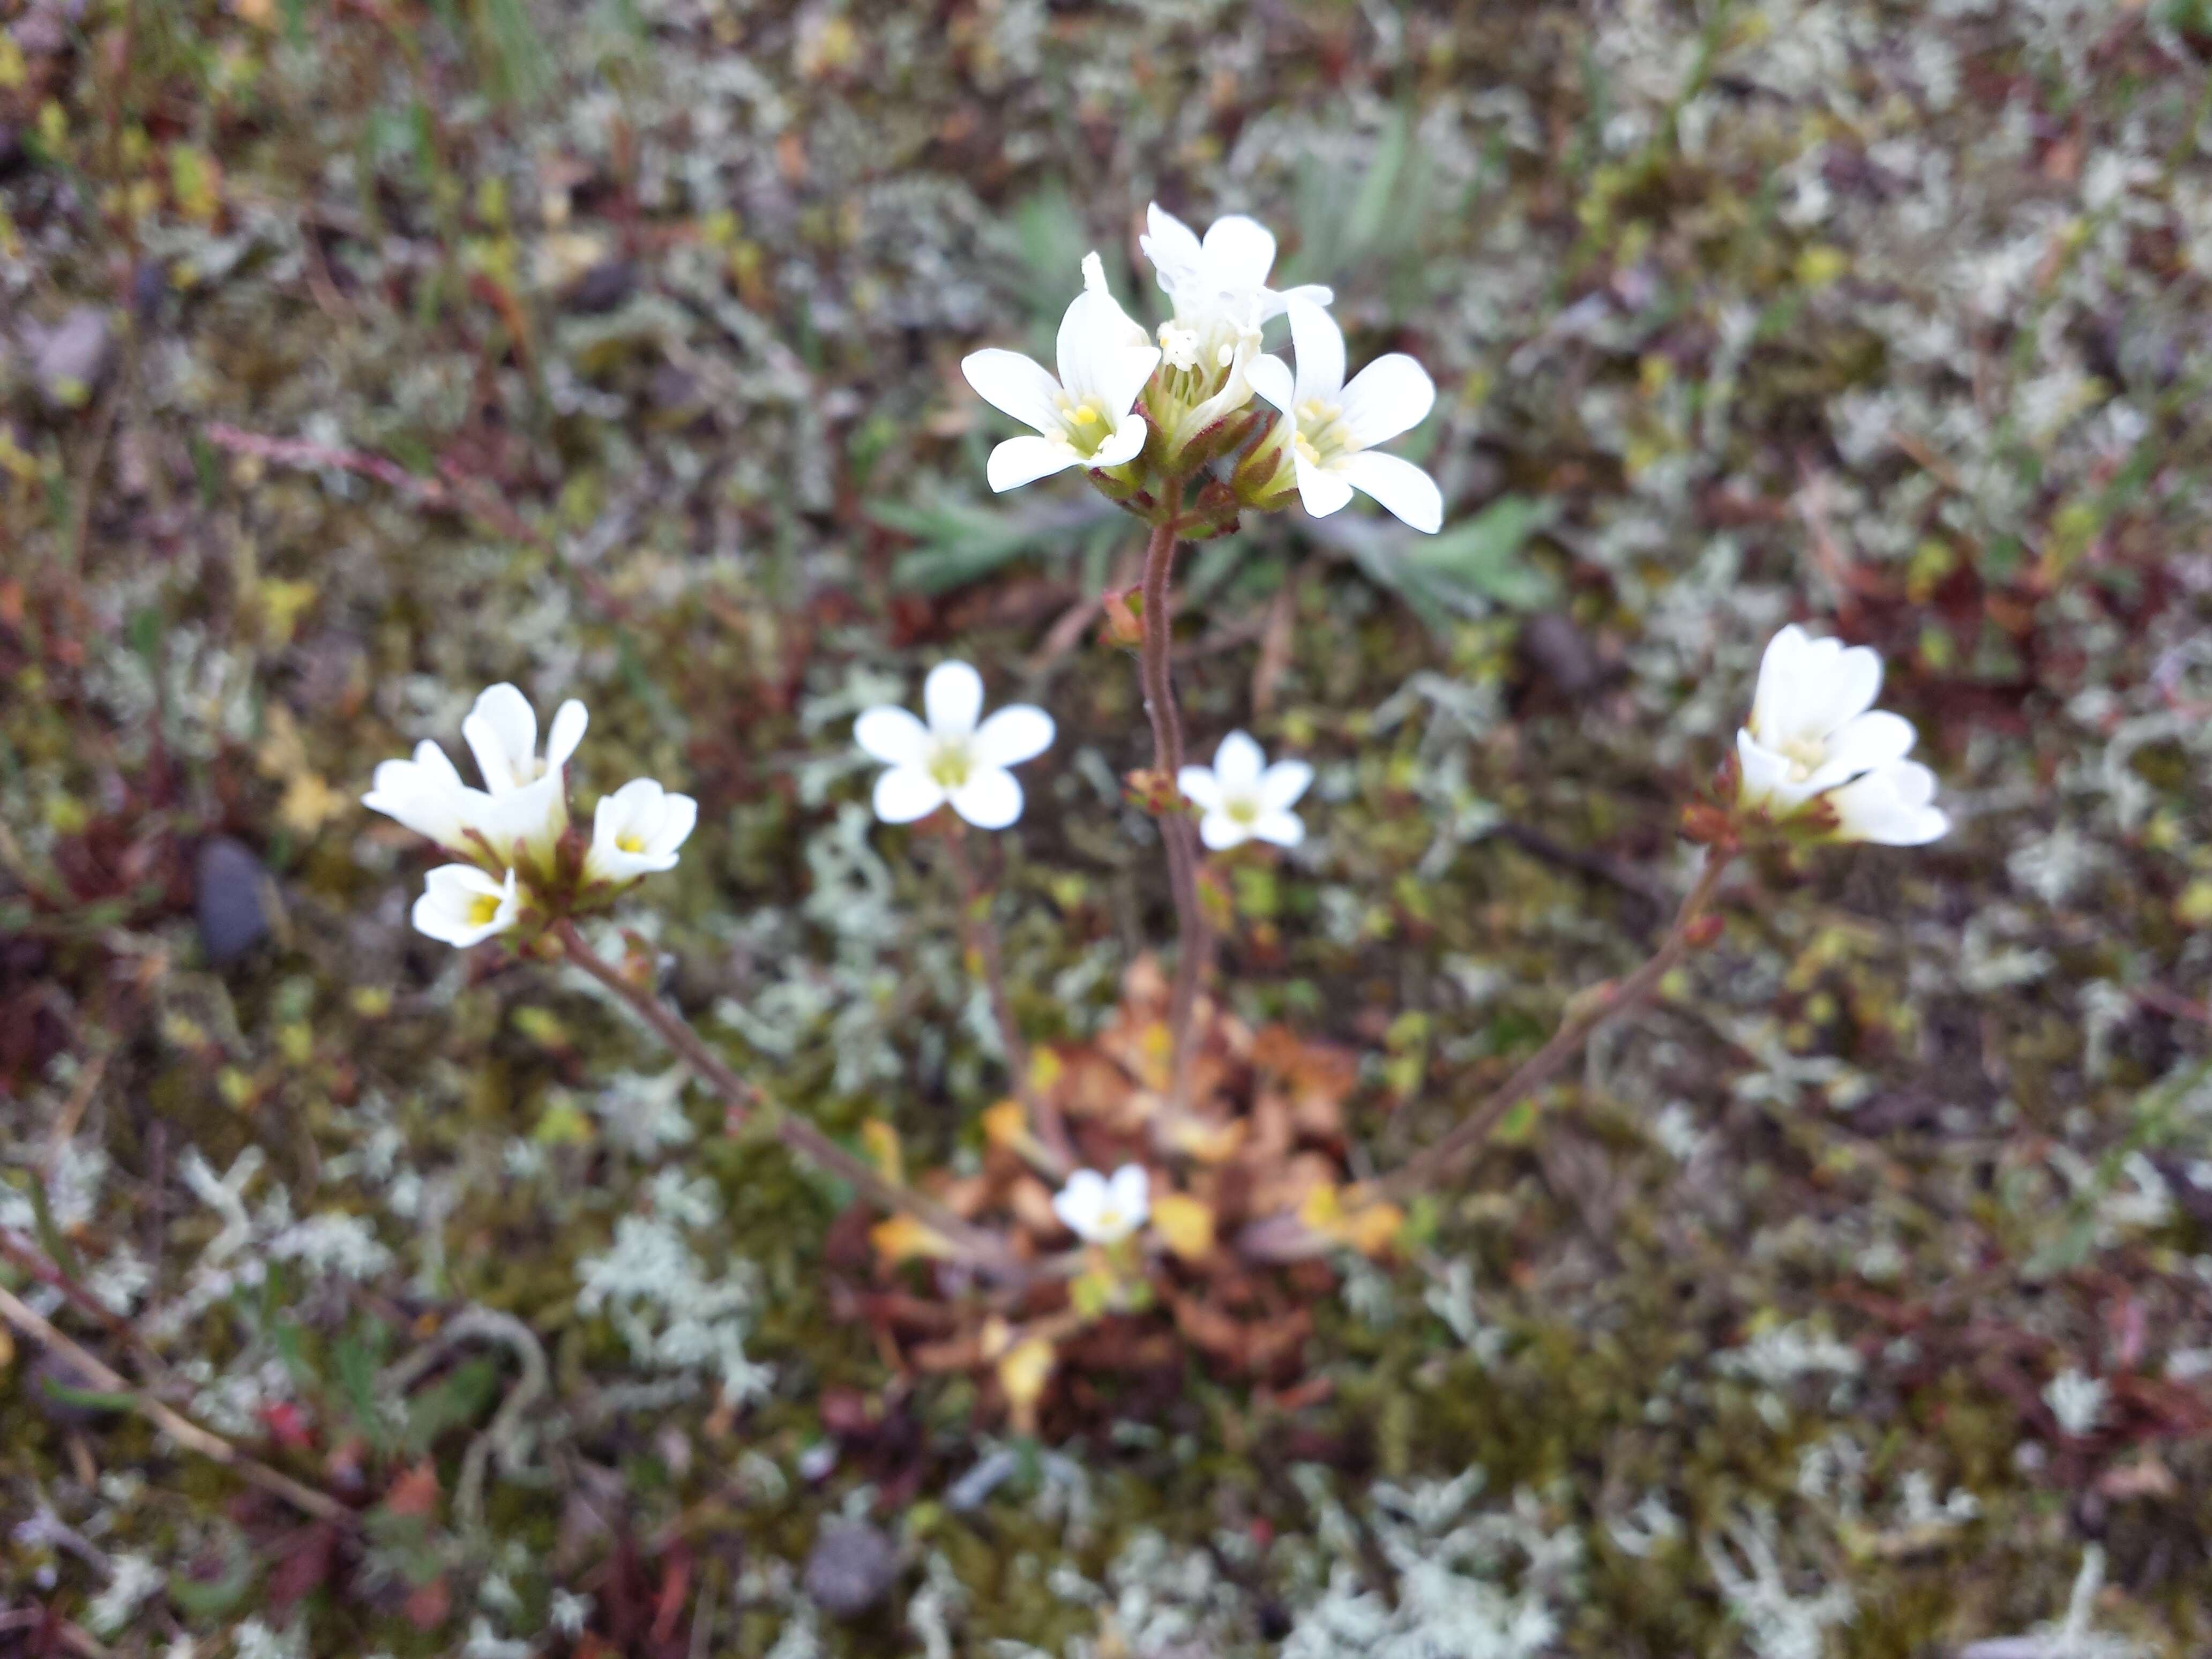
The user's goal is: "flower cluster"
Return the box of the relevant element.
[1725,626,1950,846]
[364,684,696,947]
[963,205,1444,536]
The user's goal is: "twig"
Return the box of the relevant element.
[940,826,1073,1170]
[1133,502,1210,1102]
[0,1281,355,1528]
[552,922,1024,1276]
[1368,844,1733,1205]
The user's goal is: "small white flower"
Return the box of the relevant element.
[961,254,1161,492]
[1052,1163,1150,1246]
[1177,730,1313,851]
[412,864,520,948]
[585,779,698,885]
[1737,625,1949,845]
[1140,204,1332,363]
[1247,299,1441,533]
[362,739,485,855]
[364,683,588,869]
[855,661,1055,830]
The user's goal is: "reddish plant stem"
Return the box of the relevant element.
[1135,506,1210,1094]
[553,922,1022,1275]
[940,826,1073,1170]
[1370,845,1735,1205]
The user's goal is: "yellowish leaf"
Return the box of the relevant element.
[860,1119,903,1184]
[996,1335,1055,1433]
[981,1100,1027,1149]
[870,1214,950,1266]
[278,771,345,835]
[1149,1193,1216,1261]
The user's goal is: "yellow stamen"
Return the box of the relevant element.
[467,892,502,926]
[617,832,646,854]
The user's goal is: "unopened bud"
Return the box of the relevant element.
[1712,746,1743,805]
[1123,767,1180,815]
[1679,802,1732,845]
[1683,913,1725,949]
[1100,587,1145,648]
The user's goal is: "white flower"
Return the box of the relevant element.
[1177,730,1313,851]
[1140,204,1332,368]
[362,739,485,855]
[411,864,519,947]
[854,661,1055,830]
[1247,298,1442,533]
[961,254,1161,492]
[1736,625,1949,845]
[585,779,699,885]
[363,683,587,869]
[1052,1163,1150,1246]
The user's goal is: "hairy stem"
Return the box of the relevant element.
[941,827,1073,1170]
[0,1276,355,1528]
[554,922,1023,1275]
[1370,845,1734,1205]
[1136,507,1209,1094]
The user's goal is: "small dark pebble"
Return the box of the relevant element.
[802,1521,899,1619]
[195,836,272,966]
[567,259,636,313]
[0,125,23,178]
[1519,611,1605,701]
[132,259,168,320]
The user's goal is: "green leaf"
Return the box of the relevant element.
[1333,494,1558,625]
[403,1355,504,1453]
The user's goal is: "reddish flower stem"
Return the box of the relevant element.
[1135,502,1210,1097]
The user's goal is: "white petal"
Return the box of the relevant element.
[1747,625,1811,743]
[924,660,985,735]
[412,864,517,948]
[1259,759,1314,811]
[949,768,1023,830]
[1250,809,1306,848]
[855,706,932,768]
[474,772,567,865]
[1828,761,1949,846]
[1337,354,1437,450]
[1803,709,1918,794]
[1199,810,1252,851]
[1176,766,1222,811]
[974,705,1055,768]
[1140,204,1204,291]
[650,793,698,857]
[1735,730,1802,812]
[1213,730,1265,788]
[1339,451,1443,533]
[1096,343,1163,425]
[1267,281,1335,316]
[1200,214,1279,291]
[1293,453,1356,519]
[1106,1163,1152,1227]
[544,700,589,772]
[987,435,1080,492]
[1246,353,1295,413]
[1052,1169,1108,1236]
[1806,643,1885,737]
[1090,414,1148,471]
[872,767,946,825]
[465,684,537,791]
[1285,296,1345,404]
[962,348,1063,435]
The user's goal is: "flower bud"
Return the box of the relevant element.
[1100,587,1145,648]
[1231,410,1299,513]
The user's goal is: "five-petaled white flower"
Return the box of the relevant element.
[962,254,1161,492]
[412,864,519,947]
[586,779,699,885]
[1247,298,1442,534]
[365,683,588,870]
[855,661,1055,830]
[1139,204,1332,373]
[1177,730,1313,851]
[362,738,485,856]
[1052,1163,1150,1246]
[1737,625,1948,845]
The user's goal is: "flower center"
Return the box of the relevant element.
[1225,795,1260,826]
[929,739,975,789]
[467,892,503,926]
[617,831,647,854]
[1093,1205,1124,1236]
[1054,393,1112,455]
[1296,399,1354,466]
[1776,733,1828,783]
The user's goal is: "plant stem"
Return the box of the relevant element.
[1369,845,1734,1205]
[0,1278,355,1528]
[940,827,1073,1171]
[553,921,1024,1276]
[1135,505,1209,1095]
